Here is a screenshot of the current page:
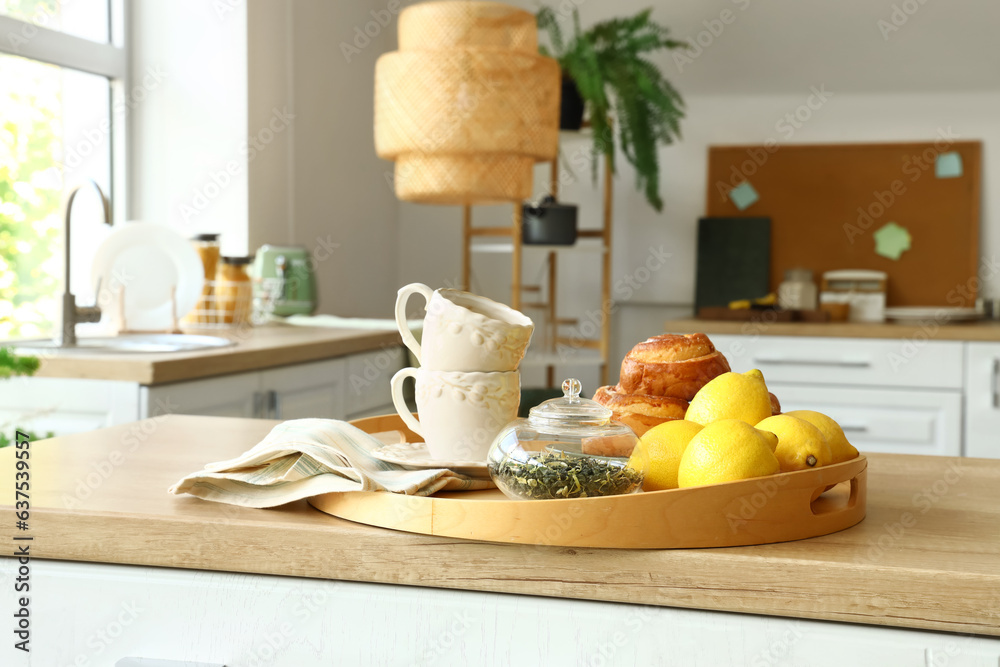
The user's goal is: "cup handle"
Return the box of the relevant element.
[395,283,434,364]
[390,367,424,437]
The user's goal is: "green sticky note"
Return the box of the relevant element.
[874,221,912,260]
[935,152,963,178]
[728,181,759,211]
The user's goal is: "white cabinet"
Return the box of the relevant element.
[142,359,349,421]
[711,335,965,456]
[0,377,140,437]
[770,383,962,456]
[7,559,1000,667]
[1,348,405,437]
[345,346,407,416]
[712,335,964,389]
[263,359,346,420]
[966,343,1000,458]
[140,372,261,420]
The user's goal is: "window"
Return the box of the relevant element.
[0,0,126,339]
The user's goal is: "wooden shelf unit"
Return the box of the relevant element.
[460,149,614,387]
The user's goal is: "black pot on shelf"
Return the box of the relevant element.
[522,195,579,245]
[560,77,585,131]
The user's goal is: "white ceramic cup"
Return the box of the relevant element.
[390,367,520,461]
[395,283,534,372]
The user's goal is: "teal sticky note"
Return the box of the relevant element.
[935,152,963,179]
[729,181,759,210]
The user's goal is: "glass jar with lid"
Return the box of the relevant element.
[184,233,221,325]
[777,268,818,311]
[215,255,253,324]
[487,379,646,500]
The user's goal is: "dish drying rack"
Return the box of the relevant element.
[109,282,253,334]
[181,280,253,329]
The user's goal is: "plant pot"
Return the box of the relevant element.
[522,196,578,245]
[559,77,585,131]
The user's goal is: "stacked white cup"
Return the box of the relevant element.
[391,283,534,462]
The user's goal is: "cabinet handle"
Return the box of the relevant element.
[753,357,871,368]
[839,425,869,434]
[116,659,225,666]
[992,359,1000,409]
[252,391,265,418]
[267,390,279,419]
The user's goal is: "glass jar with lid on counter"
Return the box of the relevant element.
[487,379,646,500]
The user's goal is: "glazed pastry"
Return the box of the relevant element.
[618,333,731,399]
[593,385,688,437]
[593,332,781,437]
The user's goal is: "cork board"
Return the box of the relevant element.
[705,141,981,307]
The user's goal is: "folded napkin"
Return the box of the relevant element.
[168,418,493,508]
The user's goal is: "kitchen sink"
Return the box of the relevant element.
[12,333,235,354]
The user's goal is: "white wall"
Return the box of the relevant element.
[130,0,401,317]
[285,0,400,317]
[246,0,294,253]
[129,0,1000,355]
[129,0,250,256]
[393,0,1000,386]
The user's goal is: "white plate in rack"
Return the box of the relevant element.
[90,222,204,331]
[885,307,980,323]
[372,441,490,479]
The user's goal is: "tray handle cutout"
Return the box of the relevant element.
[811,476,860,516]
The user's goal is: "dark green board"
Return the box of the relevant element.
[695,217,771,310]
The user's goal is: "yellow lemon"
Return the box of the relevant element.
[677,419,780,488]
[685,369,772,426]
[756,414,833,472]
[785,410,859,463]
[629,420,703,491]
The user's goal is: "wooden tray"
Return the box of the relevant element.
[308,414,867,549]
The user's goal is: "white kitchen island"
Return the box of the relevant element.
[0,415,998,666]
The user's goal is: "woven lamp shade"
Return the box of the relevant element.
[375,1,560,204]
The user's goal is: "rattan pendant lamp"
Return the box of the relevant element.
[374,1,560,204]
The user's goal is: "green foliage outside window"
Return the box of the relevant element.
[0,3,63,340]
[1,1,64,446]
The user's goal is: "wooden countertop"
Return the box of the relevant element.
[29,325,402,385]
[664,317,1000,341]
[2,415,998,636]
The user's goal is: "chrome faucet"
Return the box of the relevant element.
[59,180,113,347]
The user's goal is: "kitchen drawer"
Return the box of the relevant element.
[264,358,346,421]
[710,334,964,389]
[345,346,406,416]
[142,372,262,419]
[965,342,1000,459]
[771,382,962,456]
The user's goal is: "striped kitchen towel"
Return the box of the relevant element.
[168,418,493,508]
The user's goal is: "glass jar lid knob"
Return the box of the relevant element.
[528,378,612,428]
[562,378,582,401]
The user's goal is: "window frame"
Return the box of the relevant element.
[0,0,130,224]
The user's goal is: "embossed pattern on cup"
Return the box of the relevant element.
[395,283,534,372]
[390,367,521,461]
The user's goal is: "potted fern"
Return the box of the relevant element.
[537,7,687,212]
